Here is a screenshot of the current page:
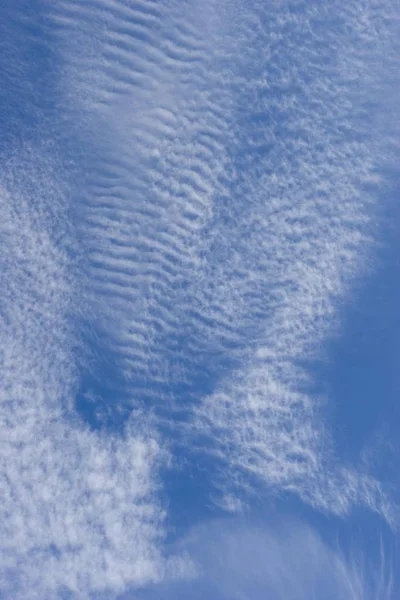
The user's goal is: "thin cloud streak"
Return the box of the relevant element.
[132,518,398,600]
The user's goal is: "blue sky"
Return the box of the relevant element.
[1,0,399,598]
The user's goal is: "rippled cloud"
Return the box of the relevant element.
[0,0,399,597]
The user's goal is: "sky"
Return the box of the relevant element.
[0,0,399,598]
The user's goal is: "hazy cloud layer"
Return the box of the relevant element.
[133,517,397,600]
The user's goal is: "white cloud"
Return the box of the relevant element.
[48,0,400,519]
[190,0,399,518]
[134,517,397,600]
[0,154,177,599]
[2,0,400,596]
[45,0,400,544]
[48,0,235,398]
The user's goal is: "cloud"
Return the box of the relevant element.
[46,0,400,522]
[132,517,397,600]
[0,152,179,599]
[48,0,235,401]
[190,0,400,518]
[2,2,399,597]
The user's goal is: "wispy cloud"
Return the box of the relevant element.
[190,0,400,517]
[49,0,234,406]
[0,152,176,598]
[49,0,399,519]
[133,517,398,600]
[2,0,399,596]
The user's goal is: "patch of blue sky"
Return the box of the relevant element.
[321,187,400,466]
[0,0,60,148]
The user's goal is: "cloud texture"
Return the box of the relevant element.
[1,0,399,597]
[0,152,174,598]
